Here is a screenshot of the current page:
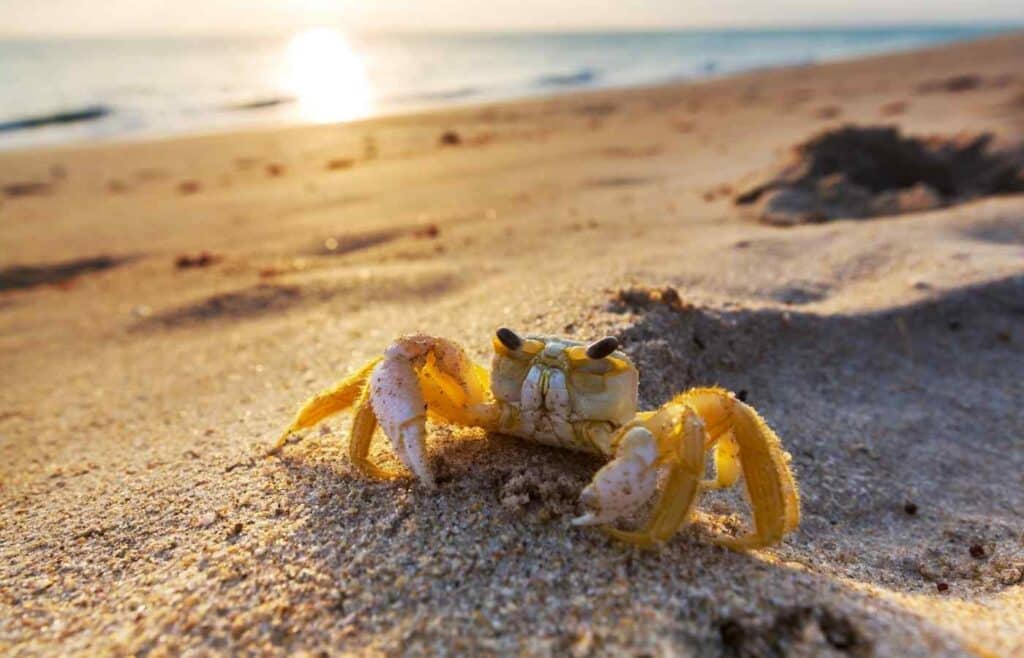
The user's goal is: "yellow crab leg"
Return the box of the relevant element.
[418,353,496,428]
[594,388,799,549]
[601,463,703,548]
[367,335,501,488]
[601,409,706,547]
[649,411,706,538]
[270,356,383,455]
[674,387,800,549]
[347,384,392,480]
[702,432,741,489]
[713,399,800,549]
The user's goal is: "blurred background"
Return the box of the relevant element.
[1,1,1021,150]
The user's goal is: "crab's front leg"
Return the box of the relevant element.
[575,388,800,549]
[368,344,435,485]
[573,408,707,548]
[571,425,662,527]
[367,335,497,487]
[275,334,499,488]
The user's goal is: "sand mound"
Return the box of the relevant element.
[612,277,1021,405]
[734,126,1024,225]
[608,287,770,402]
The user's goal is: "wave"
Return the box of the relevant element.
[0,105,111,133]
[534,69,599,88]
[385,86,482,105]
[224,96,296,111]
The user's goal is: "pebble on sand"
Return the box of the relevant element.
[439,130,462,146]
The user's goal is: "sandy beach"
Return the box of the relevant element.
[1,32,1023,657]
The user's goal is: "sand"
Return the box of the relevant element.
[1,32,1023,657]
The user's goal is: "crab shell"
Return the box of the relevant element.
[489,335,639,456]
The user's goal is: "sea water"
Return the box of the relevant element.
[0,26,1012,150]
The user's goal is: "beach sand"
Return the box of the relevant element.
[2,33,1023,657]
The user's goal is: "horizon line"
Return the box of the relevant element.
[1,20,1022,41]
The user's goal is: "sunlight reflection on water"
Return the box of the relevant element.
[285,27,372,123]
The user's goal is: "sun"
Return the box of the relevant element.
[285,27,372,123]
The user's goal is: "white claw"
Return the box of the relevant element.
[572,426,660,526]
[571,512,602,526]
[396,420,436,489]
[369,351,436,489]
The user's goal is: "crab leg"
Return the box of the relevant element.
[672,387,801,549]
[575,388,799,549]
[271,356,383,455]
[702,431,741,489]
[369,349,435,486]
[367,335,498,488]
[580,408,708,547]
[347,380,390,480]
[274,334,497,486]
[637,411,707,543]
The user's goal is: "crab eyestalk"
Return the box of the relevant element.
[496,327,523,350]
[585,336,619,359]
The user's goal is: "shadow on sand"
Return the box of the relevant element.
[0,255,132,292]
[259,275,1022,654]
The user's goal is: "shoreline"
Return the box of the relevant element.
[1,26,1020,155]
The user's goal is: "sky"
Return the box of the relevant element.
[2,0,1024,36]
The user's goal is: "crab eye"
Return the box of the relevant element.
[585,336,619,359]
[496,327,524,351]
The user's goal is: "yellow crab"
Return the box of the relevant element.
[273,330,800,548]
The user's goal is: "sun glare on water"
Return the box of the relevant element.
[286,28,372,123]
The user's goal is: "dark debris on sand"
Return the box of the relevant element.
[174,251,222,269]
[916,73,984,94]
[439,130,462,146]
[734,125,1024,225]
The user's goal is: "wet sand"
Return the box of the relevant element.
[1,33,1023,657]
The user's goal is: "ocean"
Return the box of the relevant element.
[0,26,1013,150]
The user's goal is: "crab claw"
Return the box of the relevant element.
[369,346,436,489]
[572,426,660,526]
